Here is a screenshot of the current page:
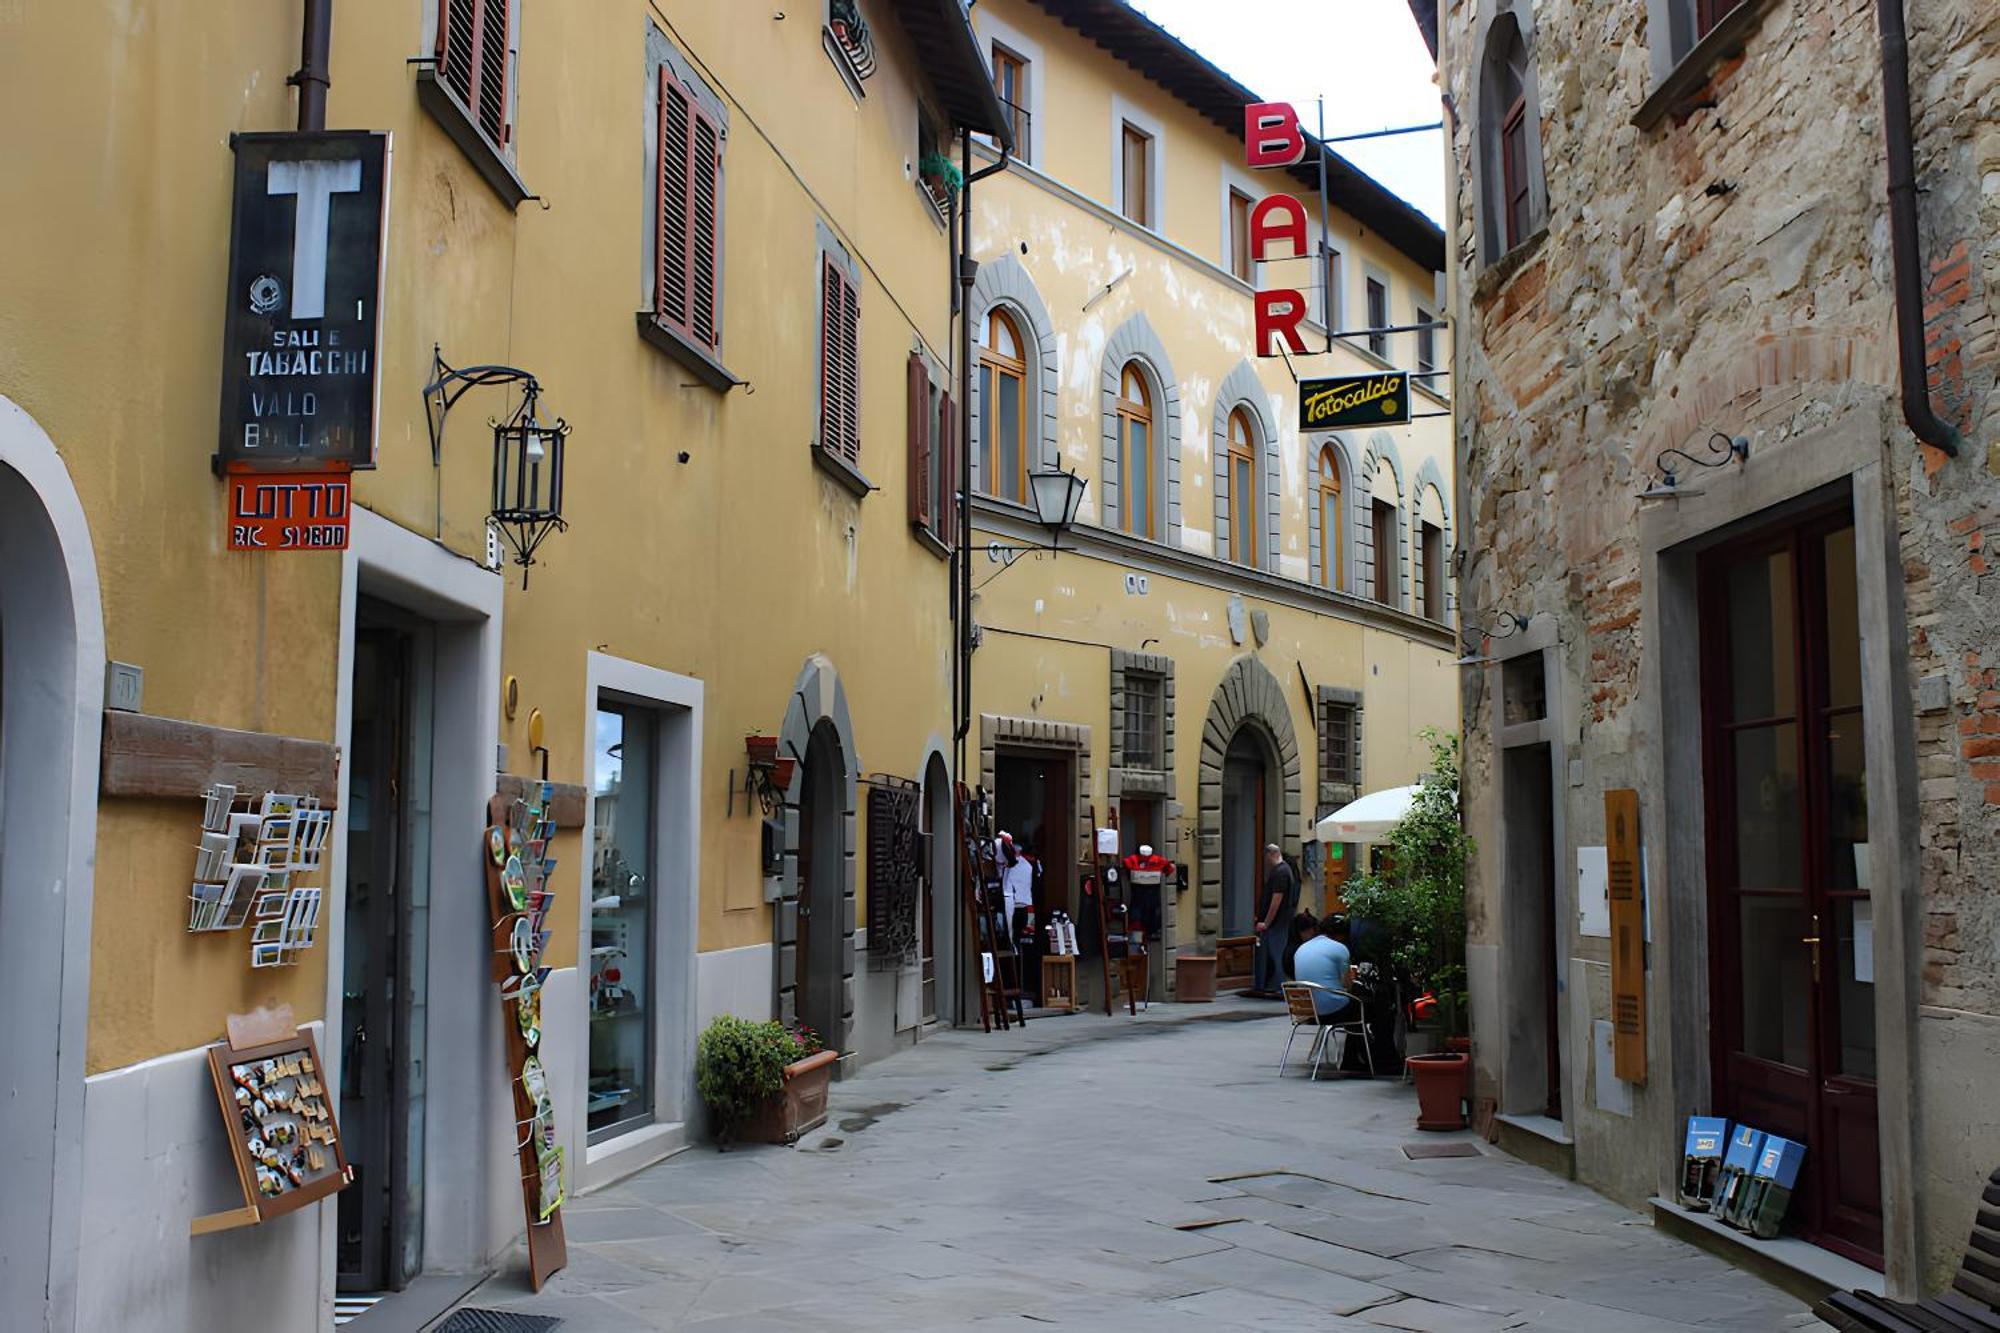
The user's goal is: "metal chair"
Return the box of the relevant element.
[1279,982,1376,1079]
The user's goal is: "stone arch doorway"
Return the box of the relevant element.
[0,396,105,1332]
[775,654,858,1061]
[1197,655,1302,951]
[921,749,956,1026]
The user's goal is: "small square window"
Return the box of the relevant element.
[1124,674,1163,769]
[1320,701,1359,787]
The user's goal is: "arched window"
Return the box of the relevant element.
[1117,363,1156,538]
[979,308,1027,502]
[1226,409,1257,567]
[1481,14,1542,260]
[1317,445,1344,592]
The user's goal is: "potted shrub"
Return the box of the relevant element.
[1341,729,1474,1130]
[696,1015,838,1147]
[918,152,962,211]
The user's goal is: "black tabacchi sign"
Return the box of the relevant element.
[217,132,389,470]
[1299,372,1411,431]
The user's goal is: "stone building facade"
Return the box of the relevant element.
[1421,0,1999,1299]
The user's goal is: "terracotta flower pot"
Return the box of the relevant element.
[741,1049,838,1144]
[745,735,780,766]
[1407,1052,1471,1131]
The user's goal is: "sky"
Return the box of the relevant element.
[1126,0,1446,226]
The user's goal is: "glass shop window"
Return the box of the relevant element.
[589,703,657,1141]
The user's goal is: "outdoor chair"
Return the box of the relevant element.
[1278,981,1376,1080]
[1812,1165,2000,1331]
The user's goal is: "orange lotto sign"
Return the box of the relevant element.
[226,467,351,551]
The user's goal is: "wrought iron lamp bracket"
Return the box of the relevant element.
[423,346,543,467]
[1654,432,1750,491]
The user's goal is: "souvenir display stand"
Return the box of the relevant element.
[483,789,568,1291]
[192,1006,350,1236]
[1086,806,1147,1017]
[954,784,1017,1032]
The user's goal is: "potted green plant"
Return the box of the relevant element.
[696,1015,837,1147]
[918,152,962,210]
[1341,729,1474,1130]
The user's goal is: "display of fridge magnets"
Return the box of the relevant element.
[502,856,528,912]
[202,784,238,832]
[510,916,536,973]
[489,827,508,865]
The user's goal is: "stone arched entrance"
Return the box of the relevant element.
[775,655,858,1062]
[1196,656,1302,951]
[0,395,105,1332]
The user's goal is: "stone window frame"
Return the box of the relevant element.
[967,255,1060,499]
[1468,0,1550,269]
[1098,312,1182,548]
[1634,0,1783,130]
[1363,265,1393,360]
[1316,685,1365,810]
[977,715,1095,877]
[1109,649,1176,782]
[976,11,1045,168]
[1360,429,1408,611]
[1411,458,1455,623]
[1210,361,1281,573]
[1110,95,1167,233]
[1306,432,1362,593]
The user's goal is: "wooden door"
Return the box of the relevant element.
[1699,505,1881,1266]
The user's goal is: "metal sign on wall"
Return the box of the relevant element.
[1299,373,1412,431]
[216,131,390,472]
[225,468,352,551]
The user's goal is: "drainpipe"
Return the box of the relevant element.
[292,0,332,132]
[954,133,1010,783]
[1877,0,1960,457]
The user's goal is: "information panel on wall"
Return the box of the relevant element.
[1605,787,1648,1084]
[216,131,390,471]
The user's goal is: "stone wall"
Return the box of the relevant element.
[1437,0,2000,1288]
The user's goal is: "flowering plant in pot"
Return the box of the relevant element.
[1340,729,1474,1128]
[696,1015,838,1147]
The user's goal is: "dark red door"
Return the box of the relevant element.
[1699,504,1881,1267]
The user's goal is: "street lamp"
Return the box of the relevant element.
[490,384,569,586]
[987,463,1087,570]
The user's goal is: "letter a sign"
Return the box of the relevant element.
[217,132,390,472]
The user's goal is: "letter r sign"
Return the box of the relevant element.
[1245,102,1305,168]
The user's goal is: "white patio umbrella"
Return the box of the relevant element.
[1314,785,1419,844]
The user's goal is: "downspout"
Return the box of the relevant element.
[955,133,1010,782]
[292,0,332,132]
[1877,0,1960,457]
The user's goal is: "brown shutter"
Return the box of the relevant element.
[907,354,932,529]
[938,390,956,545]
[837,270,861,463]
[689,109,720,347]
[439,0,509,146]
[657,71,691,335]
[819,257,841,455]
[1605,787,1647,1084]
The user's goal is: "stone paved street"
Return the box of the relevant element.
[459,1006,1819,1330]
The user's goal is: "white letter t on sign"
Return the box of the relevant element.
[267,158,362,320]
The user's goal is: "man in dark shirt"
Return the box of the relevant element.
[1251,843,1299,997]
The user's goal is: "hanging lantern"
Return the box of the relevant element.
[490,382,569,585]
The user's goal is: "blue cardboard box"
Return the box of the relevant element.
[1715,1125,1766,1226]
[1753,1136,1806,1188]
[1678,1116,1730,1210]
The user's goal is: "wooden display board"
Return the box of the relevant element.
[1605,788,1647,1084]
[193,1017,350,1236]
[484,789,568,1290]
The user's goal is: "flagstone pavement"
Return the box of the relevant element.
[456,1002,1823,1331]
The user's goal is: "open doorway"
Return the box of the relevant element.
[1501,741,1562,1120]
[795,722,846,1047]
[1221,725,1276,936]
[338,601,435,1293]
[993,748,1073,923]
[922,753,954,1025]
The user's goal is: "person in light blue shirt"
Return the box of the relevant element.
[1291,914,1357,1020]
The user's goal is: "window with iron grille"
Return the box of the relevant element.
[818,254,862,468]
[656,67,722,352]
[1124,674,1163,769]
[1320,699,1358,787]
[436,0,512,148]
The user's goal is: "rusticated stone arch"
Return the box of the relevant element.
[775,652,860,1063]
[1194,654,1303,950]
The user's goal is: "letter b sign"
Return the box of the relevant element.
[1244,102,1305,169]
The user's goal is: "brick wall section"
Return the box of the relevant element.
[1440,0,2000,1024]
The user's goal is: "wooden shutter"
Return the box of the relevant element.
[937,390,956,545]
[1605,788,1648,1083]
[438,0,510,146]
[656,69,721,350]
[819,258,860,463]
[907,353,932,529]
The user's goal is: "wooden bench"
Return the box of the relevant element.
[1813,1167,2000,1331]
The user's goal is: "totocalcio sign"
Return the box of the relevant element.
[217,131,390,472]
[1300,372,1411,430]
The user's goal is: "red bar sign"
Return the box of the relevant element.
[227,469,351,551]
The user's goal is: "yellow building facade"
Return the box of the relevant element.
[0,2,1003,1327]
[956,0,1459,1003]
